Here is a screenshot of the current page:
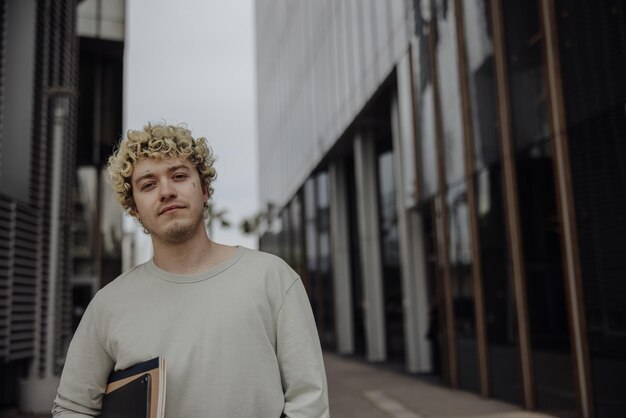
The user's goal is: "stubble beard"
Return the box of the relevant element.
[151,208,205,245]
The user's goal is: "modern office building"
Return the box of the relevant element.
[0,0,124,412]
[255,1,625,418]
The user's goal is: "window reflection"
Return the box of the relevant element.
[462,0,500,170]
[503,1,576,413]
[377,150,405,363]
[446,182,479,391]
[460,0,522,403]
[412,3,438,199]
[317,172,335,349]
[556,0,626,415]
[434,0,466,187]
[304,178,319,321]
[289,194,304,277]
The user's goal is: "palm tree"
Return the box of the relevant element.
[205,202,231,239]
[239,202,276,237]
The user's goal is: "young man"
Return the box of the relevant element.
[52,124,329,417]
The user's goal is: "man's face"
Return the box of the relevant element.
[131,157,208,244]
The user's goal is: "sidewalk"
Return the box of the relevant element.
[325,352,553,418]
[2,353,553,418]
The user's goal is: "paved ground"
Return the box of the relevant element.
[325,352,553,418]
[2,352,554,418]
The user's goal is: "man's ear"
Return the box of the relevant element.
[129,204,138,217]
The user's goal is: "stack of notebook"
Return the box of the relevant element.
[101,357,166,418]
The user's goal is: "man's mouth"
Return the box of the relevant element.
[159,205,185,215]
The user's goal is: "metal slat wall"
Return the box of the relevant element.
[28,0,79,377]
[8,204,38,361]
[0,198,15,361]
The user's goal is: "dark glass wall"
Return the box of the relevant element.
[316,172,335,349]
[502,1,576,415]
[377,150,405,364]
[556,1,626,417]
[289,193,305,279]
[459,0,522,404]
[434,0,479,392]
[346,157,366,356]
[304,177,319,322]
[446,182,479,391]
[412,4,439,199]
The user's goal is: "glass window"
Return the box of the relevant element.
[377,150,405,364]
[475,168,522,403]
[317,171,335,349]
[556,1,626,415]
[434,0,466,187]
[412,3,439,199]
[461,0,501,171]
[503,2,577,413]
[460,0,522,403]
[304,177,319,320]
[446,182,479,392]
[289,193,304,277]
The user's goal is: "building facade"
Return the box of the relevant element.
[0,0,124,412]
[255,1,625,418]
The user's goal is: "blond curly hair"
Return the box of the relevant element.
[107,123,216,216]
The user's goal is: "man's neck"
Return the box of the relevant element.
[151,228,233,275]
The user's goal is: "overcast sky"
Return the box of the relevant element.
[124,0,258,256]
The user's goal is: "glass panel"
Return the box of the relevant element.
[317,172,335,349]
[422,200,443,377]
[377,151,405,363]
[516,142,576,415]
[460,0,522,403]
[434,0,466,187]
[304,177,319,321]
[346,157,366,356]
[73,167,98,279]
[280,209,290,264]
[412,3,439,199]
[556,1,626,416]
[290,194,304,276]
[461,0,501,171]
[502,1,550,153]
[475,168,522,403]
[447,182,479,392]
[503,2,577,414]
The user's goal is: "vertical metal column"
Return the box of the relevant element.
[539,1,593,416]
[489,0,535,409]
[329,160,355,355]
[453,0,490,396]
[353,131,386,362]
[45,99,67,379]
[426,17,458,387]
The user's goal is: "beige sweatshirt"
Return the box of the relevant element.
[52,247,329,417]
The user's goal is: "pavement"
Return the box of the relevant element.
[325,352,553,418]
[1,352,554,418]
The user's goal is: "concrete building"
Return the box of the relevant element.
[0,0,124,413]
[255,1,626,418]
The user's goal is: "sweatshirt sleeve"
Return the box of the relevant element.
[276,278,330,418]
[52,297,114,417]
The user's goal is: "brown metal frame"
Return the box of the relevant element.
[539,1,593,416]
[453,0,490,397]
[489,0,535,409]
[426,17,458,388]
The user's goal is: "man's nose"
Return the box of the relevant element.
[159,180,177,201]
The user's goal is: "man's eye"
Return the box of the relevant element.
[140,182,155,191]
[173,173,187,181]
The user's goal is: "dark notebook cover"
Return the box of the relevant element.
[101,357,165,418]
[101,373,150,418]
